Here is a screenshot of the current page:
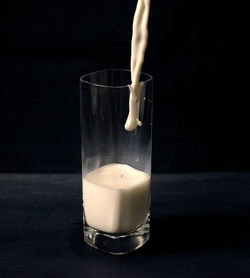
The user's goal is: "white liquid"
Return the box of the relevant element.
[125,0,151,131]
[83,164,150,234]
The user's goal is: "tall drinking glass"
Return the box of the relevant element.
[80,69,153,254]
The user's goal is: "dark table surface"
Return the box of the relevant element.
[1,173,250,278]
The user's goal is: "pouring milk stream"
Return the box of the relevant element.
[83,0,151,234]
[125,0,151,131]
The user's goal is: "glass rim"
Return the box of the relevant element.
[80,69,153,89]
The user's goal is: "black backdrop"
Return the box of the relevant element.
[2,0,249,173]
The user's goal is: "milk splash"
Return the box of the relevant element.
[125,0,151,131]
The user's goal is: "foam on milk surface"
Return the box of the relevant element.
[83,164,150,234]
[125,0,151,131]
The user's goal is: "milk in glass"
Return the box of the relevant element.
[83,164,150,234]
[83,0,151,234]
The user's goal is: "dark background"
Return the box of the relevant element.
[3,0,249,173]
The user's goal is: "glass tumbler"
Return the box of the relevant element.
[80,69,153,255]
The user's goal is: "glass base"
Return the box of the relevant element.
[84,219,150,255]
